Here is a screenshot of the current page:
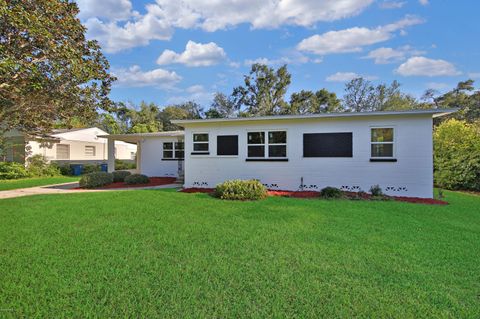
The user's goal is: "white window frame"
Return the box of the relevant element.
[85,145,96,157]
[247,130,287,159]
[370,127,395,159]
[56,144,70,160]
[163,141,184,159]
[192,133,209,154]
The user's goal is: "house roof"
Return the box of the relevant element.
[172,108,458,126]
[98,131,184,143]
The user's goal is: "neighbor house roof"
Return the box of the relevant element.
[172,108,458,125]
[98,131,184,143]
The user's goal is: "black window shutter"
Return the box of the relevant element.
[303,133,353,157]
[217,135,238,156]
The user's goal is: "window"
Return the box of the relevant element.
[303,133,352,157]
[192,133,209,154]
[130,152,136,160]
[247,131,286,159]
[217,135,238,156]
[56,144,70,160]
[371,128,394,158]
[163,142,184,159]
[85,146,96,157]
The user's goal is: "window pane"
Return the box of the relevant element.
[163,150,173,158]
[371,128,393,142]
[163,142,173,150]
[371,144,393,157]
[217,135,238,156]
[175,151,184,159]
[193,143,209,152]
[248,132,265,144]
[303,133,353,158]
[175,142,184,150]
[269,145,286,157]
[269,131,286,144]
[248,145,265,157]
[193,134,208,142]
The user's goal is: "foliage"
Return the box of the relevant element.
[112,170,131,183]
[124,174,150,185]
[158,102,203,131]
[433,119,480,190]
[205,92,239,118]
[79,172,113,188]
[82,164,101,175]
[0,162,30,180]
[320,186,343,199]
[0,0,115,134]
[26,155,60,177]
[115,159,136,170]
[214,179,267,200]
[289,89,343,114]
[369,184,384,197]
[232,64,291,116]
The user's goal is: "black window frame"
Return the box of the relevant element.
[303,132,353,158]
[217,135,238,156]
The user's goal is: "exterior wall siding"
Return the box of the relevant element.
[139,137,182,177]
[183,115,434,198]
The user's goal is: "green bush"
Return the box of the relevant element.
[124,174,149,185]
[214,179,267,200]
[434,119,480,191]
[115,159,136,170]
[369,184,383,197]
[82,164,101,174]
[26,155,60,177]
[79,172,113,188]
[57,164,73,176]
[0,162,31,180]
[320,186,343,199]
[112,170,131,183]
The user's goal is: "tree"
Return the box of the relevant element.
[288,89,343,115]
[0,0,115,134]
[432,80,480,123]
[205,92,238,118]
[158,102,204,131]
[315,89,343,113]
[232,64,291,116]
[128,102,161,133]
[343,78,376,112]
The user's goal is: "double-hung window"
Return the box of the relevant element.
[371,128,395,159]
[192,133,209,154]
[163,142,184,159]
[247,131,287,159]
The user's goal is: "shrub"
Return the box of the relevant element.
[320,186,343,199]
[124,174,149,185]
[82,164,101,174]
[112,170,131,183]
[79,172,113,188]
[0,162,31,180]
[214,179,267,200]
[434,119,480,191]
[369,184,383,197]
[26,155,60,177]
[115,159,136,170]
[57,164,73,176]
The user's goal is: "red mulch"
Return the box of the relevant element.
[77,177,177,190]
[181,187,448,205]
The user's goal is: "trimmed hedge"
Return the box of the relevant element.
[124,174,149,185]
[79,172,113,189]
[112,170,132,183]
[214,179,267,200]
[320,186,343,199]
[0,162,30,180]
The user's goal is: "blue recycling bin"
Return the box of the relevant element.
[71,164,83,176]
[100,163,108,172]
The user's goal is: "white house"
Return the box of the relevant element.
[2,127,136,164]
[103,109,456,198]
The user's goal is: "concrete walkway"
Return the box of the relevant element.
[0,182,181,200]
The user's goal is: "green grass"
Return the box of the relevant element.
[0,176,79,191]
[0,190,479,318]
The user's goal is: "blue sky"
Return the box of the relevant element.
[76,0,480,108]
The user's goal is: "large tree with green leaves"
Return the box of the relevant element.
[432,80,480,123]
[158,102,204,131]
[0,0,115,134]
[205,92,238,118]
[232,64,291,116]
[288,89,343,114]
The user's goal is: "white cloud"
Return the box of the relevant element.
[297,15,423,55]
[112,65,181,88]
[426,82,450,90]
[80,0,376,53]
[243,52,313,66]
[363,45,426,64]
[326,72,378,82]
[156,41,226,67]
[379,1,406,9]
[419,0,429,5]
[468,72,480,79]
[395,57,461,77]
[167,84,213,104]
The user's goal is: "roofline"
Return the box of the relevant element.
[172,108,458,125]
[98,131,184,139]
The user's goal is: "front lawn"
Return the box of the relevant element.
[0,176,79,191]
[0,190,479,317]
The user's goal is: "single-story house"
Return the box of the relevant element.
[2,127,136,165]
[102,109,456,198]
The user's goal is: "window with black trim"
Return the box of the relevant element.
[247,131,286,158]
[193,133,209,154]
[163,142,184,159]
[371,128,394,158]
[303,133,352,157]
[217,135,238,156]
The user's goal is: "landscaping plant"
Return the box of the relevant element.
[320,186,343,199]
[0,162,31,180]
[26,155,60,177]
[79,172,113,188]
[124,174,150,185]
[214,179,267,200]
[112,170,132,183]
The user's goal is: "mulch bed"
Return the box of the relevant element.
[77,177,177,190]
[181,188,448,205]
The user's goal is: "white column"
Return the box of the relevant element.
[136,141,142,173]
[107,138,115,172]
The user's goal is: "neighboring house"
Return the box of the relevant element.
[2,127,136,165]
[103,109,457,198]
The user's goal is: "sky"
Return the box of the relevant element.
[76,0,480,108]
